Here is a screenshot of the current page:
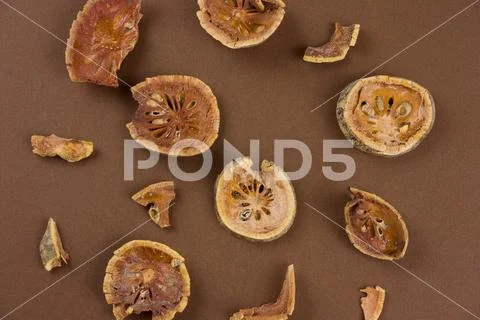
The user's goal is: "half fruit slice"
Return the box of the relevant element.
[360,286,386,320]
[132,181,176,228]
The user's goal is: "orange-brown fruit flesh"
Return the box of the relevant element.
[31,134,93,162]
[132,182,175,228]
[360,286,386,320]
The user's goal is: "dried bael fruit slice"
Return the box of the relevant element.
[103,240,190,320]
[304,23,360,63]
[360,286,386,320]
[39,218,70,271]
[215,157,296,242]
[66,0,142,87]
[197,0,286,49]
[345,188,408,260]
[132,181,176,228]
[127,75,220,156]
[230,265,295,320]
[31,134,93,162]
[337,75,435,156]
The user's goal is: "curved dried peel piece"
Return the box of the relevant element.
[304,23,360,63]
[66,0,142,87]
[39,218,70,271]
[360,286,386,320]
[197,0,286,49]
[103,240,190,320]
[31,134,93,162]
[132,181,175,228]
[231,265,295,320]
[345,188,408,260]
[337,75,435,156]
[215,157,296,242]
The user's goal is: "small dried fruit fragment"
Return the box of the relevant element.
[360,286,386,320]
[66,0,142,87]
[132,181,175,228]
[337,75,435,156]
[127,75,220,156]
[39,218,70,271]
[215,157,296,242]
[230,265,295,320]
[31,134,93,162]
[197,0,286,49]
[304,23,360,63]
[103,240,190,320]
[345,187,408,260]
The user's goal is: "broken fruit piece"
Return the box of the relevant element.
[39,218,70,271]
[132,181,176,228]
[103,240,190,320]
[197,0,286,49]
[215,157,296,242]
[345,187,409,260]
[66,0,142,87]
[360,286,386,320]
[304,23,360,63]
[337,75,435,156]
[127,75,220,156]
[31,134,93,162]
[230,265,295,320]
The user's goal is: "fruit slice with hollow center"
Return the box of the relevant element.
[197,0,286,49]
[215,157,296,242]
[132,182,175,228]
[230,265,295,319]
[360,286,386,320]
[66,0,142,87]
[337,75,435,156]
[127,75,220,156]
[344,188,408,260]
[31,134,93,162]
[304,23,360,63]
[39,218,70,271]
[103,240,190,320]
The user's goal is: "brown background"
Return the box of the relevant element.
[1,1,479,319]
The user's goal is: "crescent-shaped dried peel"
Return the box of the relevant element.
[360,286,386,320]
[31,134,93,162]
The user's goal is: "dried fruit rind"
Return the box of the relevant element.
[360,286,386,320]
[197,0,286,49]
[337,75,435,156]
[215,157,296,242]
[31,134,93,162]
[127,75,220,156]
[345,188,408,260]
[66,0,142,87]
[39,218,70,271]
[132,181,175,228]
[304,23,360,63]
[103,240,190,320]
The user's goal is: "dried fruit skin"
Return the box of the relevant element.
[39,218,70,271]
[31,134,93,162]
[66,0,142,87]
[197,0,286,49]
[304,23,360,63]
[345,187,409,260]
[103,240,190,320]
[337,75,435,156]
[360,286,386,320]
[132,182,175,228]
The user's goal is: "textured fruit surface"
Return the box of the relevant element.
[360,286,386,320]
[132,182,175,228]
[31,134,93,162]
[39,218,69,271]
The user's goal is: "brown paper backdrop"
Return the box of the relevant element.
[1,1,479,319]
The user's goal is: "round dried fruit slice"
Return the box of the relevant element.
[215,157,296,242]
[197,0,286,49]
[127,75,220,156]
[337,75,435,156]
[103,240,190,320]
[344,187,409,260]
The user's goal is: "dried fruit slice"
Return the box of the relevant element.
[132,181,175,228]
[66,0,142,87]
[39,218,70,271]
[215,157,296,242]
[304,23,360,63]
[230,265,295,320]
[103,240,190,320]
[127,75,220,156]
[337,75,435,156]
[197,0,286,49]
[31,134,93,162]
[360,286,386,320]
[345,188,408,260]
